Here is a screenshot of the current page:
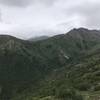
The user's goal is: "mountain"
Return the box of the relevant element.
[0,28,100,100]
[28,36,49,41]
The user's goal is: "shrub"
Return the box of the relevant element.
[55,87,83,100]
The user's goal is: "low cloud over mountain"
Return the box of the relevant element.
[0,0,100,39]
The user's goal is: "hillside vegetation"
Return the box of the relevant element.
[0,28,100,100]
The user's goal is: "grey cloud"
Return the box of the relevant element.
[0,0,56,7]
[0,0,33,7]
[38,0,55,5]
[66,1,100,28]
[0,0,100,39]
[0,9,2,22]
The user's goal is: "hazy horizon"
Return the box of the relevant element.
[0,0,100,39]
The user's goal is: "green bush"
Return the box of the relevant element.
[55,87,83,100]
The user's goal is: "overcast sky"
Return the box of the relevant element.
[0,0,100,39]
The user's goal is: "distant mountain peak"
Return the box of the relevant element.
[28,36,49,41]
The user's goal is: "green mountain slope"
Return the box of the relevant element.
[0,28,100,100]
